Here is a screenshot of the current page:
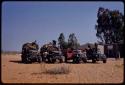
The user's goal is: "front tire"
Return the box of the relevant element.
[25,57,30,64]
[92,59,96,63]
[21,54,25,63]
[65,57,68,63]
[82,58,87,63]
[52,59,56,63]
[73,57,79,64]
[103,59,107,63]
[38,56,42,63]
[59,59,63,63]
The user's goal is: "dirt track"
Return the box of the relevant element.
[1,54,124,84]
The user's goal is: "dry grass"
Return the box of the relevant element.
[40,63,71,75]
[2,54,124,83]
[114,64,124,68]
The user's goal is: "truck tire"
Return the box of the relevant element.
[38,56,42,63]
[103,59,107,63]
[82,58,87,63]
[92,59,96,63]
[59,59,63,63]
[21,54,25,63]
[65,57,67,63]
[73,57,79,64]
[25,57,30,64]
[52,59,56,63]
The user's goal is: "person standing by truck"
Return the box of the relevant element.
[86,44,93,59]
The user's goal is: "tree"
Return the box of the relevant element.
[95,7,124,44]
[58,33,68,49]
[52,40,56,46]
[68,33,79,49]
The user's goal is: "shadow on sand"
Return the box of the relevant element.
[9,60,23,64]
[9,60,42,64]
[9,60,102,64]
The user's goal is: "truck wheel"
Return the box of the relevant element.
[73,57,79,64]
[76,57,80,64]
[82,58,87,63]
[92,59,96,63]
[73,58,76,63]
[25,57,30,64]
[52,59,56,63]
[59,59,63,63]
[42,56,46,62]
[103,59,107,63]
[76,60,80,64]
[21,55,25,63]
[38,57,42,63]
[65,57,67,63]
[48,57,52,63]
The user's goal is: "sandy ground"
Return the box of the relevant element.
[1,54,124,84]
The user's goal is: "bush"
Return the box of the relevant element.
[40,63,71,75]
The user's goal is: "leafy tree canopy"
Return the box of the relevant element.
[95,7,124,44]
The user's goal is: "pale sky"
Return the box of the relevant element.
[2,1,124,51]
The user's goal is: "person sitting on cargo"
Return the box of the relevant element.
[30,40,39,50]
